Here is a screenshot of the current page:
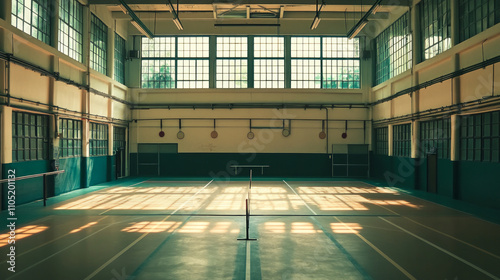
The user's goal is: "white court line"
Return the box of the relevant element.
[333,217,416,280]
[380,217,500,280]
[282,180,318,215]
[98,179,153,215]
[83,179,214,280]
[373,203,500,260]
[246,242,252,280]
[283,180,416,279]
[6,217,138,280]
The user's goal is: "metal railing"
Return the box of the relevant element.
[0,170,65,208]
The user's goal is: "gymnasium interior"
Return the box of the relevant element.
[0,0,500,279]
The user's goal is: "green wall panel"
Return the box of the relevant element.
[458,161,500,209]
[437,159,454,197]
[82,156,110,187]
[1,160,49,209]
[55,157,81,195]
[370,154,418,189]
[131,153,331,178]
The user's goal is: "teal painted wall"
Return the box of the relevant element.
[83,156,110,187]
[437,159,454,197]
[55,157,81,195]
[1,160,49,209]
[458,161,500,209]
[371,155,500,210]
[131,153,331,178]
[370,154,417,189]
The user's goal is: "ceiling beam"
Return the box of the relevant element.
[89,0,410,6]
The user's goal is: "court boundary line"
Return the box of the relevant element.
[380,217,500,280]
[6,216,140,280]
[83,179,214,280]
[282,180,317,215]
[356,182,500,260]
[283,179,416,280]
[373,203,500,260]
[283,180,376,280]
[333,216,416,280]
[0,216,109,263]
[362,181,500,225]
[100,213,400,217]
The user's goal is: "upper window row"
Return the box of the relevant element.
[141,36,360,89]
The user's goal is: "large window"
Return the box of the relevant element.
[140,36,360,89]
[419,118,451,159]
[177,37,210,88]
[216,37,248,88]
[141,37,175,88]
[375,127,389,155]
[420,0,451,61]
[114,33,126,84]
[59,118,82,158]
[291,37,321,88]
[141,37,209,88]
[90,123,108,156]
[375,12,412,85]
[113,126,126,153]
[12,112,49,162]
[90,14,108,75]
[459,0,500,42]
[460,111,500,162]
[11,0,52,44]
[393,124,411,157]
[291,37,360,89]
[254,37,285,88]
[59,0,83,62]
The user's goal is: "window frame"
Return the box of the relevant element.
[11,0,52,44]
[90,13,108,75]
[58,0,84,62]
[89,122,109,156]
[12,111,49,162]
[393,123,412,157]
[114,33,126,84]
[58,118,82,158]
[375,127,389,156]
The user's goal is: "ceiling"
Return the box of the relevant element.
[89,0,412,37]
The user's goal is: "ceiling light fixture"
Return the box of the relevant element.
[118,0,154,38]
[131,20,153,39]
[310,0,325,30]
[167,0,184,31]
[346,0,382,39]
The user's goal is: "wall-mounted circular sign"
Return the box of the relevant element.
[319,131,326,139]
[211,130,218,139]
[282,128,291,137]
[159,131,165,137]
[177,131,185,139]
[342,132,347,139]
[247,131,255,139]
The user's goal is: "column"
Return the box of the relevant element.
[388,124,394,156]
[50,0,60,50]
[450,0,460,47]
[1,0,12,24]
[82,5,90,73]
[209,35,216,88]
[0,106,13,165]
[411,120,419,158]
[450,115,459,161]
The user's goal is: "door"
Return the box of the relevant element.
[116,148,125,179]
